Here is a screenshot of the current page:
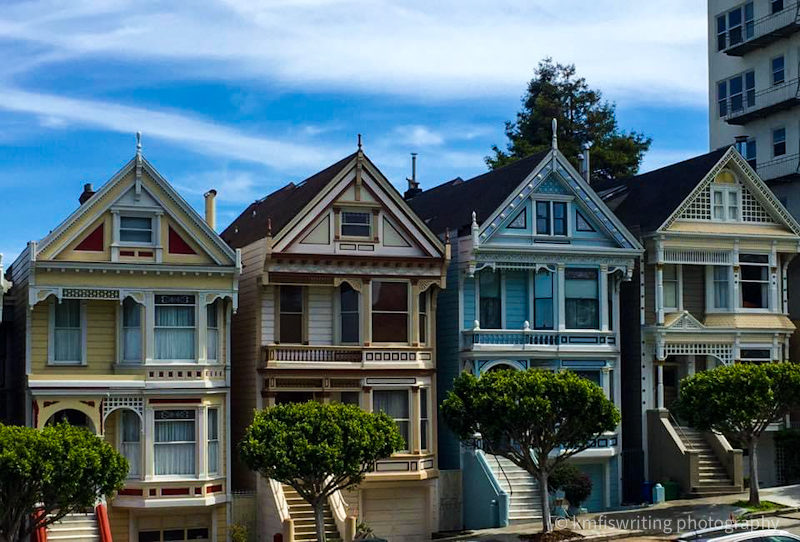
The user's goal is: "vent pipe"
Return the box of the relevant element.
[204,189,217,230]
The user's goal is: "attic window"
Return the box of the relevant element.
[120,216,153,244]
[508,209,527,229]
[341,211,371,238]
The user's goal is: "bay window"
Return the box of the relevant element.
[122,298,142,363]
[155,295,196,361]
[478,270,501,329]
[279,286,304,344]
[663,265,678,311]
[373,390,409,451]
[740,254,769,309]
[53,299,82,364]
[206,301,218,361]
[371,281,409,343]
[208,409,219,475]
[339,284,359,344]
[121,410,141,477]
[712,266,731,310]
[534,269,554,330]
[565,268,599,329]
[154,410,196,476]
[419,292,428,344]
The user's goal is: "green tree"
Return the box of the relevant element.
[239,402,404,542]
[675,362,800,506]
[441,369,619,532]
[487,58,652,181]
[0,423,128,542]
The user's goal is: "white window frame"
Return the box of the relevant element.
[739,345,774,364]
[152,407,198,479]
[662,264,681,312]
[118,213,155,247]
[533,197,572,238]
[117,409,142,479]
[370,280,411,345]
[706,265,733,313]
[372,388,411,453]
[340,209,373,239]
[739,253,771,312]
[206,300,220,363]
[711,184,741,222]
[154,294,198,362]
[119,298,143,365]
[207,408,220,475]
[419,290,429,345]
[48,299,87,366]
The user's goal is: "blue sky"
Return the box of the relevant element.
[0,0,710,263]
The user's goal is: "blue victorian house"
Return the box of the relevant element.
[408,130,642,529]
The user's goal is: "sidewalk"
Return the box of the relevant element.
[434,485,800,542]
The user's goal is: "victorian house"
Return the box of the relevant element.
[7,136,240,542]
[408,132,642,529]
[221,146,449,542]
[598,146,800,501]
[0,255,12,423]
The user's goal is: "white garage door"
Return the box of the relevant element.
[363,488,429,542]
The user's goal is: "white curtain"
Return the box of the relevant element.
[714,267,729,308]
[54,300,81,362]
[373,390,409,449]
[208,409,219,474]
[123,299,142,362]
[121,410,141,477]
[155,305,195,360]
[155,418,195,475]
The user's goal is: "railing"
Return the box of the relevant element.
[463,329,616,349]
[721,2,800,54]
[669,411,695,451]
[265,346,362,363]
[261,345,433,366]
[758,153,800,182]
[722,77,800,124]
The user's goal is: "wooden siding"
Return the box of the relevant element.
[436,238,461,470]
[505,271,528,329]
[308,286,334,345]
[462,276,475,330]
[107,506,129,542]
[683,265,705,321]
[644,264,656,325]
[260,287,274,345]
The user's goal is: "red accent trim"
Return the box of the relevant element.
[31,508,47,542]
[161,487,190,496]
[120,250,135,256]
[138,251,154,257]
[119,488,143,496]
[169,226,197,255]
[80,401,95,408]
[148,398,202,404]
[96,504,112,542]
[194,487,202,495]
[149,489,157,496]
[43,400,59,408]
[206,484,223,494]
[75,224,105,252]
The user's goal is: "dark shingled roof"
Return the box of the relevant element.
[407,150,551,236]
[594,147,730,235]
[221,152,357,249]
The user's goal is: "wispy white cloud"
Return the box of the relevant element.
[0,0,708,105]
[393,125,445,147]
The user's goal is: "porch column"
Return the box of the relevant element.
[600,265,609,332]
[362,387,373,412]
[687,356,696,377]
[557,265,566,331]
[144,408,155,479]
[601,366,611,400]
[656,363,665,410]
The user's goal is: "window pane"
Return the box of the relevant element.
[121,217,151,229]
[772,0,784,13]
[187,529,209,541]
[123,300,142,362]
[55,299,81,328]
[372,313,408,342]
[713,267,730,309]
[479,271,501,329]
[280,286,303,313]
[565,269,599,329]
[372,282,408,311]
[536,202,550,235]
[155,306,195,327]
[340,284,360,343]
[566,299,599,329]
[208,409,219,474]
[341,211,371,237]
[54,300,81,362]
[420,388,429,451]
[122,410,140,477]
[154,411,196,476]
[553,202,567,235]
[742,281,768,308]
[341,313,359,343]
[373,390,409,449]
[340,284,359,312]
[419,292,427,344]
[279,314,303,343]
[534,270,554,330]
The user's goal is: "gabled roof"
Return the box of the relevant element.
[221,152,357,249]
[594,148,730,234]
[407,150,550,236]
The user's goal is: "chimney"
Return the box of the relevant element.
[79,183,95,205]
[404,153,422,200]
[204,189,217,230]
[581,142,592,183]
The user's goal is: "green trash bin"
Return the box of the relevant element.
[662,481,680,501]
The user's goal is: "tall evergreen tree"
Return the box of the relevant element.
[488,58,652,182]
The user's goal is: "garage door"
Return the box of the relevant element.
[579,464,605,513]
[363,488,429,542]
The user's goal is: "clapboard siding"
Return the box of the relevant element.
[462,276,475,330]
[644,264,656,325]
[683,265,705,321]
[260,288,274,345]
[308,286,334,345]
[505,270,528,329]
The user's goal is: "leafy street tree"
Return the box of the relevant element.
[441,369,619,532]
[0,423,128,542]
[239,402,404,542]
[487,58,652,182]
[675,362,800,506]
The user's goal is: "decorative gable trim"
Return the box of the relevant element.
[664,310,705,330]
[74,223,105,252]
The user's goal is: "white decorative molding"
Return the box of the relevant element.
[657,339,733,364]
[656,248,732,266]
[102,396,144,424]
[665,311,704,330]
[333,276,363,293]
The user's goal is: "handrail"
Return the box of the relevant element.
[270,479,292,523]
[722,77,800,122]
[668,410,695,451]
[758,153,800,182]
[722,2,800,51]
[490,453,513,498]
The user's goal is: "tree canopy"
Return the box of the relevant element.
[0,423,128,542]
[487,58,652,182]
[441,369,619,532]
[239,402,404,542]
[675,362,800,505]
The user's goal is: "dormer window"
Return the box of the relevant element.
[120,216,153,244]
[711,187,740,222]
[341,211,371,238]
[535,201,568,236]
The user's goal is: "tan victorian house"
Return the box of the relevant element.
[222,146,449,542]
[8,136,240,542]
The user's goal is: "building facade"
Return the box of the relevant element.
[0,255,12,423]
[222,148,449,542]
[708,0,800,200]
[8,139,240,542]
[600,147,800,500]
[409,140,642,528]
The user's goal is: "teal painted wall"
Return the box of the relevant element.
[463,275,475,330]
[505,270,528,329]
[610,455,620,509]
[580,463,606,513]
[462,450,509,529]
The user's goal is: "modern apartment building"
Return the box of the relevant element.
[708,0,800,205]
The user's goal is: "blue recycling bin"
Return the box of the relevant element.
[641,481,655,503]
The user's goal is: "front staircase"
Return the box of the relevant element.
[282,485,341,541]
[675,426,741,497]
[47,513,100,542]
[486,454,543,525]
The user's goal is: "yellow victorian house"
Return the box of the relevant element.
[8,135,240,542]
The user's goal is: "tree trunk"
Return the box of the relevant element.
[537,470,552,533]
[313,499,327,542]
[748,438,760,506]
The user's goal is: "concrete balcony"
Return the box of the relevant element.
[759,153,800,182]
[260,344,434,370]
[461,328,617,353]
[721,3,800,56]
[723,78,800,125]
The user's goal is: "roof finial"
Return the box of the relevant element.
[357,133,362,151]
[551,118,558,150]
[136,131,142,155]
